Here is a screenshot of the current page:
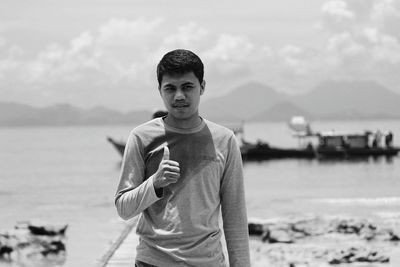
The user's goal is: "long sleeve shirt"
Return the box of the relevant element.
[115,117,250,267]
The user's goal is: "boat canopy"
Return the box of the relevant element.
[317,131,370,148]
[288,116,312,134]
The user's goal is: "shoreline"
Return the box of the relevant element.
[248,214,400,267]
[93,214,400,267]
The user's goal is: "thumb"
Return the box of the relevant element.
[162,146,170,161]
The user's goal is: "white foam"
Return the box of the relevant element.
[374,211,400,219]
[311,197,400,206]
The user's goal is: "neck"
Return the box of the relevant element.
[164,114,202,129]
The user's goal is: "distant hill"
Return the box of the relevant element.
[201,82,287,121]
[0,102,152,127]
[2,80,400,127]
[0,102,42,124]
[291,80,400,119]
[251,101,312,122]
[203,80,400,122]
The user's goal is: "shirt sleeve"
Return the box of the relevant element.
[220,134,251,267]
[115,131,162,220]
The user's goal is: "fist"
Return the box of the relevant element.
[153,146,180,190]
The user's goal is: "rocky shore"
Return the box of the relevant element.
[1,217,398,267]
[0,221,67,266]
[248,216,400,267]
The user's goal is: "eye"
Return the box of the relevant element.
[164,86,176,92]
[182,85,194,91]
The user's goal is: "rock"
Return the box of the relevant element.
[251,223,295,244]
[389,231,400,241]
[291,217,333,238]
[374,228,400,242]
[261,229,270,242]
[0,235,13,260]
[16,221,68,236]
[0,244,13,259]
[289,262,310,267]
[248,223,264,236]
[40,240,66,256]
[0,220,67,263]
[268,228,294,244]
[327,247,389,264]
[335,219,367,234]
[249,216,398,267]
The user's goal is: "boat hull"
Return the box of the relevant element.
[107,137,400,161]
[317,147,400,158]
[241,144,315,160]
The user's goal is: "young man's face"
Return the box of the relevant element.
[159,71,205,124]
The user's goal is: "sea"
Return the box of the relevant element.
[1,120,400,267]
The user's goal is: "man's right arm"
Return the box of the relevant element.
[114,131,161,220]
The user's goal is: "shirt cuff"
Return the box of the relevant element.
[147,175,163,200]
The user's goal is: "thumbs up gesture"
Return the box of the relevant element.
[153,146,180,191]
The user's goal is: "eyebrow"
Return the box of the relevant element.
[162,81,195,88]
[181,82,194,86]
[162,84,176,88]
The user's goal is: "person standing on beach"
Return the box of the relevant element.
[115,49,250,267]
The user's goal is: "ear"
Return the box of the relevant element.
[200,80,206,95]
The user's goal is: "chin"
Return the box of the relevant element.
[171,111,195,120]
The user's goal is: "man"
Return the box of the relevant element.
[115,49,250,267]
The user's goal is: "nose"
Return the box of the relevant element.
[174,89,185,101]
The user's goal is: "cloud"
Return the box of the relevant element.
[370,0,400,40]
[0,18,266,109]
[161,22,209,50]
[0,36,6,48]
[2,2,400,111]
[279,45,304,68]
[318,0,355,33]
[33,18,165,85]
[371,0,400,22]
[368,31,400,63]
[0,18,165,110]
[0,44,24,80]
[200,34,277,96]
[203,34,255,80]
[204,34,254,61]
[321,0,355,20]
[244,0,400,94]
[2,18,166,85]
[70,31,94,55]
[327,32,366,56]
[292,0,400,92]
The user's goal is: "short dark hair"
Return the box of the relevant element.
[157,49,204,86]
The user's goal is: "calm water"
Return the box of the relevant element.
[1,120,400,266]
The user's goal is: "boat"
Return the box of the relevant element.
[290,116,400,159]
[107,133,400,160]
[107,137,125,157]
[313,131,400,158]
[107,115,400,160]
[106,136,315,160]
[240,140,315,160]
[106,114,315,160]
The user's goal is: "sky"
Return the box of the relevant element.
[1,0,400,111]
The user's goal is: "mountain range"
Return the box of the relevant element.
[202,80,400,122]
[0,102,152,127]
[1,80,400,127]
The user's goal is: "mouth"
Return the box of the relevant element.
[172,103,190,108]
